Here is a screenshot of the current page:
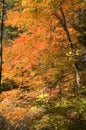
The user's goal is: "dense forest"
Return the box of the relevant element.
[0,0,86,130]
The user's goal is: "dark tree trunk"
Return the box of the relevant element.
[0,0,5,88]
[53,5,81,88]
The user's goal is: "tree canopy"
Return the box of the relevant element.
[0,0,86,129]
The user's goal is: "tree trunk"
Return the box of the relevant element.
[53,5,81,88]
[73,63,81,88]
[0,0,5,88]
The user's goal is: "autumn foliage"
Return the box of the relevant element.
[0,0,86,130]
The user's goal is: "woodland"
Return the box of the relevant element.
[0,0,86,130]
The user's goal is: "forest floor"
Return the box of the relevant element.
[0,86,86,130]
[0,89,42,129]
